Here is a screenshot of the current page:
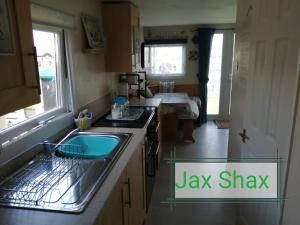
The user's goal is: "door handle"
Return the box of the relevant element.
[124,178,131,208]
[27,47,41,95]
[239,129,250,143]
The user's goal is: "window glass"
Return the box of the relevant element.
[0,29,63,131]
[145,44,186,76]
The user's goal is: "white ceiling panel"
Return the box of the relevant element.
[103,0,237,26]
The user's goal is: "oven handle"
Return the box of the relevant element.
[155,142,159,155]
[155,142,160,170]
[147,140,155,155]
[155,121,160,133]
[145,135,156,177]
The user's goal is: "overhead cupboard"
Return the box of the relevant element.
[0,0,142,116]
[102,2,142,72]
[0,0,40,116]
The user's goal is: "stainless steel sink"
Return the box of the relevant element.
[0,131,132,213]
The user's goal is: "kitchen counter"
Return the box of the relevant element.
[0,127,147,225]
[129,97,161,108]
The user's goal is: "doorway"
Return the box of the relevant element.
[207,31,234,120]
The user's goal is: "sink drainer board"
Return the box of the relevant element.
[0,132,132,213]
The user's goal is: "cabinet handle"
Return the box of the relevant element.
[124,178,131,208]
[27,47,41,95]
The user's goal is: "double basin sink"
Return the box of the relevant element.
[0,130,132,213]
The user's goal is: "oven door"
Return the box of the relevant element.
[145,137,156,211]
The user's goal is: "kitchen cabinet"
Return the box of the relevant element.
[102,2,141,72]
[99,143,145,225]
[126,143,146,225]
[100,170,128,225]
[0,0,40,116]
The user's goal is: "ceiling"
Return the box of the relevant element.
[103,0,237,26]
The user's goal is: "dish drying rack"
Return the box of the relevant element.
[0,142,92,208]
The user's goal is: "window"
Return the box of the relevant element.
[0,25,72,146]
[144,43,186,77]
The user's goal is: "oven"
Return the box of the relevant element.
[145,113,159,211]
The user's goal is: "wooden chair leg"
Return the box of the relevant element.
[162,113,178,140]
[181,119,195,143]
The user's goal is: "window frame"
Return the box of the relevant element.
[0,24,75,163]
[143,39,187,79]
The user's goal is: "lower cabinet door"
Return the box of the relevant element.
[127,144,146,225]
[99,144,146,225]
[100,171,128,225]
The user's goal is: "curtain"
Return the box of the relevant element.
[192,28,215,124]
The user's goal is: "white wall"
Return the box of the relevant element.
[32,0,119,109]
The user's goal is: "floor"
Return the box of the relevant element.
[145,121,236,225]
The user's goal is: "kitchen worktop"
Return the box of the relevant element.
[129,97,162,108]
[0,126,148,225]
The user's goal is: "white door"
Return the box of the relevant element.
[238,0,300,224]
[228,0,253,159]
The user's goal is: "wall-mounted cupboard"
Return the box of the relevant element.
[0,0,40,116]
[102,2,142,73]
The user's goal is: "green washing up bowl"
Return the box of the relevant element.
[56,132,131,159]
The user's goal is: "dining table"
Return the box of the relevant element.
[153,92,199,142]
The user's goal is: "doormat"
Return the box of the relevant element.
[214,120,229,129]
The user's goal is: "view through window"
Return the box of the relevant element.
[0,30,61,131]
[207,34,224,115]
[145,44,186,76]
